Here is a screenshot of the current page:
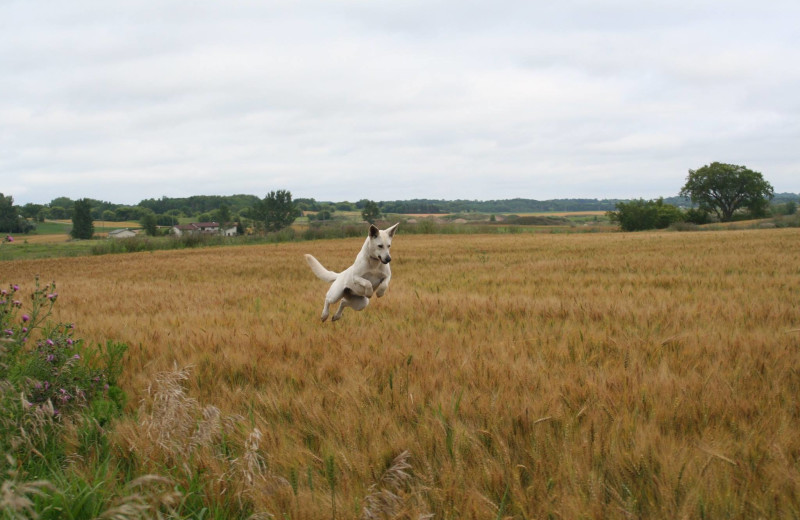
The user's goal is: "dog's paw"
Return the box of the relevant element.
[331,314,341,322]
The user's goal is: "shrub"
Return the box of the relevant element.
[608,198,685,231]
[0,278,128,463]
[684,207,712,225]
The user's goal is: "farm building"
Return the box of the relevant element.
[171,222,238,237]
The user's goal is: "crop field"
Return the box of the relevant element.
[3,228,800,518]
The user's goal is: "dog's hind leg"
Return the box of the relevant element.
[320,300,331,322]
[321,281,348,322]
[332,293,369,321]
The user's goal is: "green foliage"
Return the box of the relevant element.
[139,211,158,236]
[253,189,299,232]
[138,194,259,216]
[684,207,712,225]
[680,162,774,222]
[0,279,128,470]
[0,193,29,234]
[608,198,685,231]
[360,200,381,223]
[70,199,94,239]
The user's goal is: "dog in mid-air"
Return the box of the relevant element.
[305,223,399,322]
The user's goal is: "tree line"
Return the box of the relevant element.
[2,161,798,237]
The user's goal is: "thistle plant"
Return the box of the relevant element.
[0,279,128,464]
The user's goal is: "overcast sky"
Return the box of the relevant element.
[2,1,799,206]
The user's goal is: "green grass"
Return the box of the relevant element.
[28,221,71,235]
[0,242,95,261]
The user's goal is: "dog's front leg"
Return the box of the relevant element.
[351,275,374,298]
[375,275,391,298]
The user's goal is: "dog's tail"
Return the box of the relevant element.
[304,254,338,283]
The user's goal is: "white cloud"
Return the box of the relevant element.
[2,0,799,205]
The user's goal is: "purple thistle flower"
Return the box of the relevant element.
[22,314,30,322]
[46,339,54,346]
[73,354,80,359]
[67,339,74,345]
[47,354,55,362]
[12,284,19,291]
[22,327,28,333]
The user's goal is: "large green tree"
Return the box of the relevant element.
[680,162,774,222]
[70,199,94,239]
[254,190,298,232]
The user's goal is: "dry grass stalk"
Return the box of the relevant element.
[140,363,201,458]
[361,451,432,520]
[1,455,54,519]
[97,475,181,520]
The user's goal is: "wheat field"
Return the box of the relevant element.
[4,229,800,518]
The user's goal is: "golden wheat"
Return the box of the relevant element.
[4,229,800,518]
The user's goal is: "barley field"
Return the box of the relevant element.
[4,228,800,518]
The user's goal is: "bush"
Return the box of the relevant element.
[608,198,685,231]
[684,207,712,225]
[0,278,128,464]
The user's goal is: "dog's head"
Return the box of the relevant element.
[368,223,399,264]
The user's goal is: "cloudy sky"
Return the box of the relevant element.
[2,1,799,206]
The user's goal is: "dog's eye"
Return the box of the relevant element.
[378,245,384,249]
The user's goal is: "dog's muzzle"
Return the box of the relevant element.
[382,255,391,264]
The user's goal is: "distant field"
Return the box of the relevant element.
[9,233,71,244]
[4,229,799,518]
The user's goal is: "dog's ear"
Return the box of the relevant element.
[369,224,379,238]
[386,223,399,237]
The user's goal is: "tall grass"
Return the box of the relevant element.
[3,228,800,518]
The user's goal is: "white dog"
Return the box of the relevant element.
[305,223,399,322]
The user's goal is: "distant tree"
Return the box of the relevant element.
[20,203,44,220]
[335,201,356,211]
[48,206,69,219]
[361,200,381,223]
[0,193,20,233]
[680,162,774,222]
[70,199,94,239]
[294,198,320,212]
[254,190,299,232]
[215,204,232,224]
[608,198,684,231]
[101,210,116,222]
[50,197,74,210]
[140,212,158,236]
